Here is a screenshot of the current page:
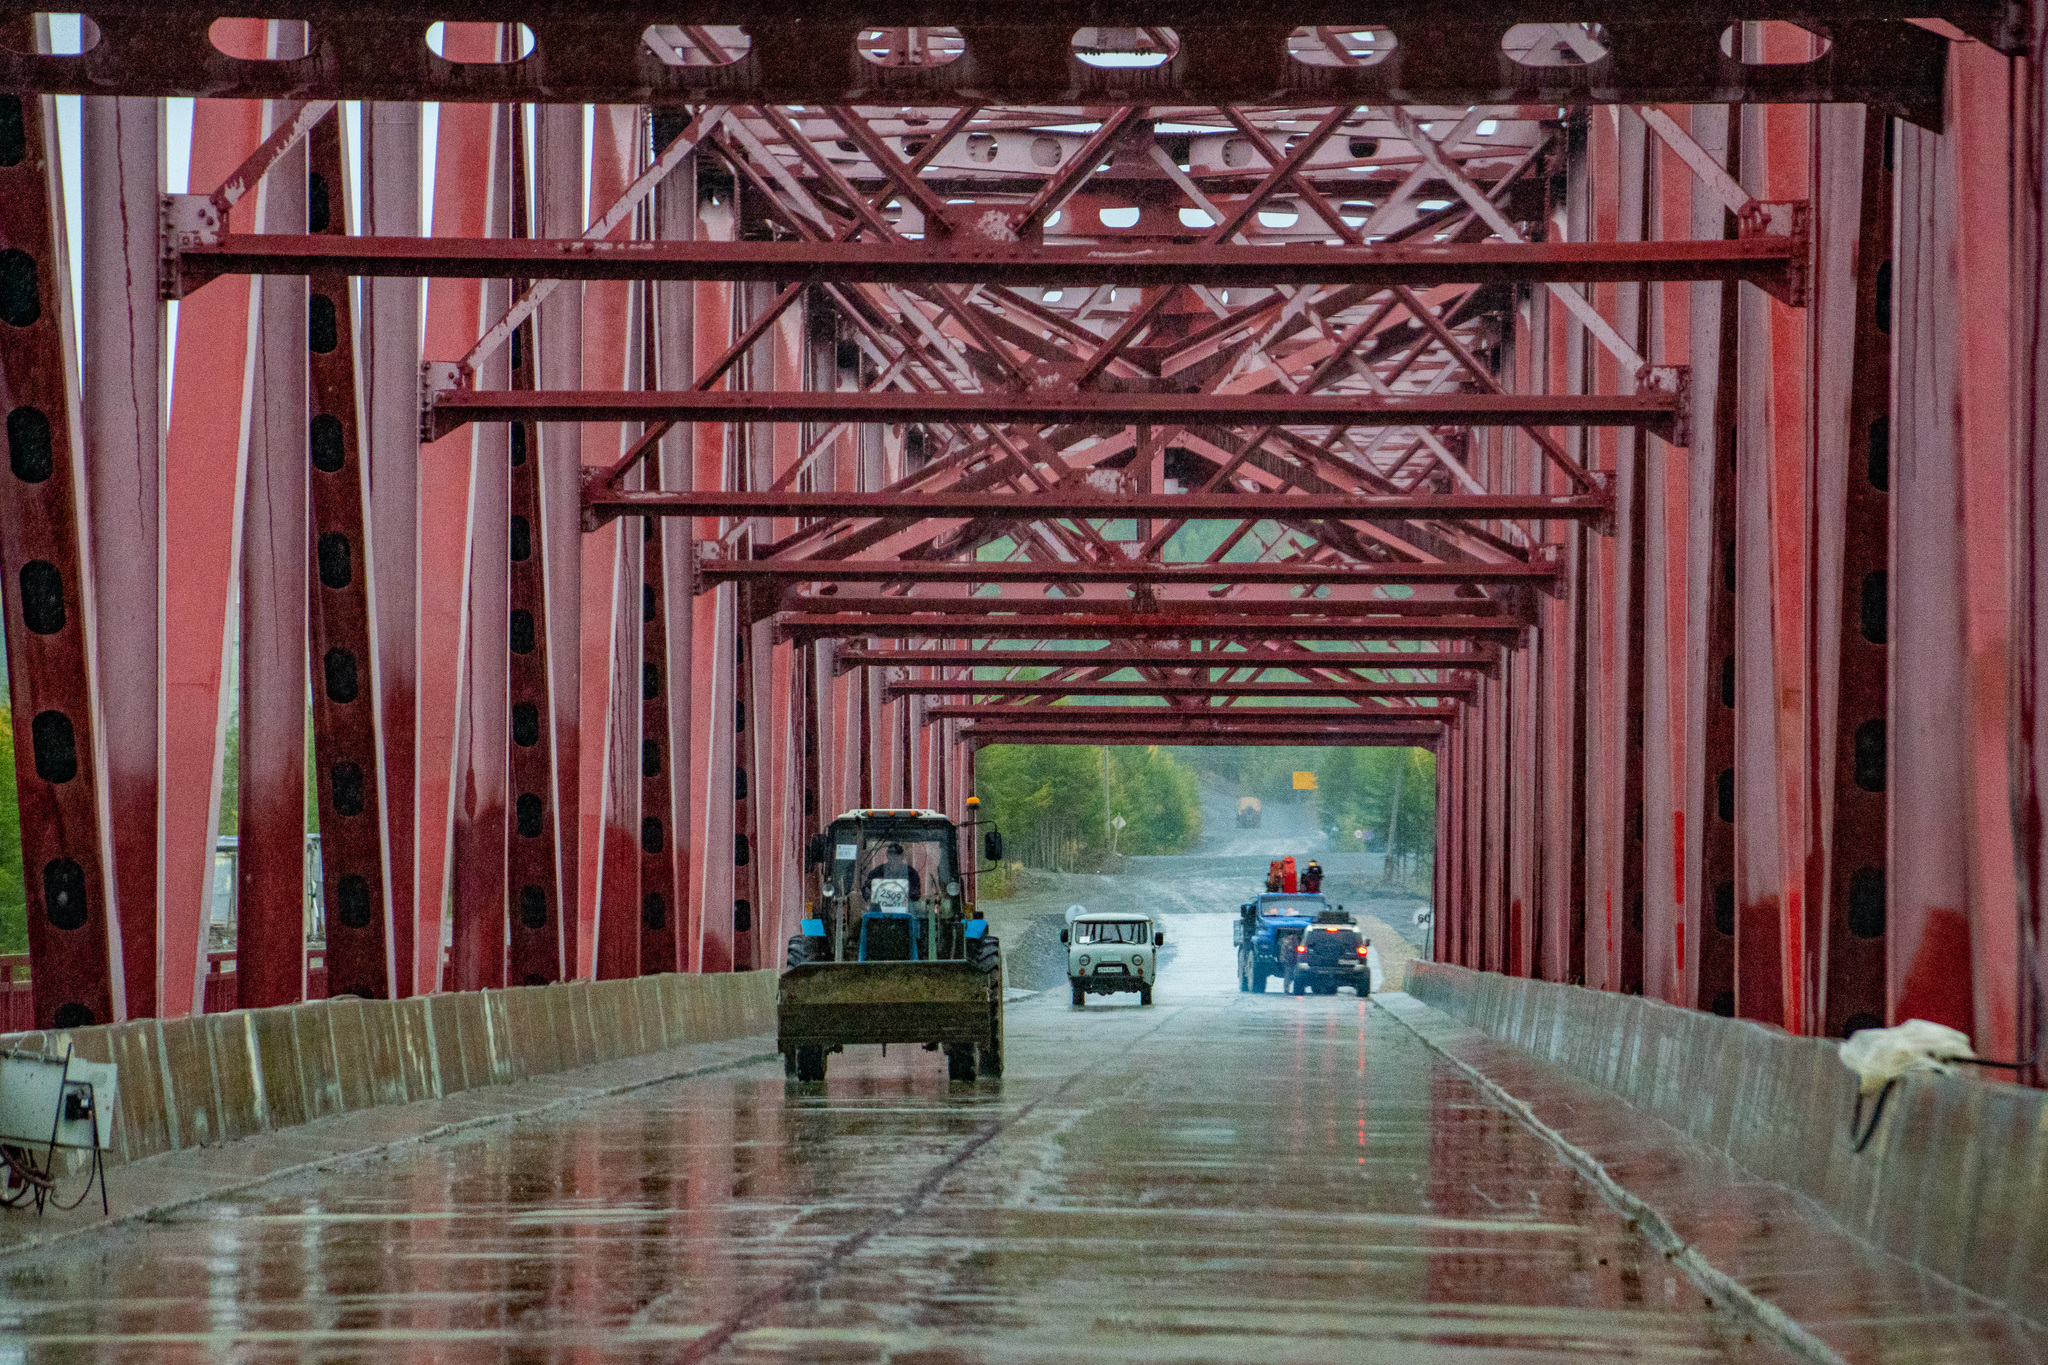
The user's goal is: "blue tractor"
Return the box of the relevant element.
[781,803,1005,1084]
[1235,891,1334,993]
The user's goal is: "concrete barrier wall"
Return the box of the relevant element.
[1,971,777,1169]
[1406,963,2048,1317]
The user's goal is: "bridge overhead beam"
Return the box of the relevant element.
[1,8,1954,121]
[701,558,1559,590]
[168,234,1807,297]
[777,614,1527,645]
[837,646,1502,674]
[428,389,1683,442]
[926,703,1452,723]
[588,491,1614,527]
[884,680,1477,700]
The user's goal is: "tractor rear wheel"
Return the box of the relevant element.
[794,1045,827,1083]
[947,1044,977,1083]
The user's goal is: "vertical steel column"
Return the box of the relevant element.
[508,317,564,984]
[1815,110,1891,1038]
[0,76,121,1026]
[1615,109,1651,997]
[1892,55,2021,1051]
[363,98,421,993]
[506,140,565,987]
[1645,118,1694,1007]
[579,104,642,980]
[1483,664,1505,972]
[534,102,582,982]
[589,273,645,983]
[448,98,513,994]
[80,90,161,1017]
[160,37,263,1015]
[416,34,501,990]
[237,33,312,1009]
[732,603,759,971]
[305,116,393,1000]
[2017,0,2048,1085]
[1690,105,1740,1018]
[1892,119,1979,1036]
[639,512,678,974]
[651,113,696,971]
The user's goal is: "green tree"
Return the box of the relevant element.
[976,743,1203,861]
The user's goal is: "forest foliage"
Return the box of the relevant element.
[974,743,1203,859]
[1169,744,1436,857]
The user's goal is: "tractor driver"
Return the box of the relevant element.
[863,841,924,904]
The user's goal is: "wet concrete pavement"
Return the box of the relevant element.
[0,915,1823,1363]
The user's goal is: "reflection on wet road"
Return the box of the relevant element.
[0,915,1795,1362]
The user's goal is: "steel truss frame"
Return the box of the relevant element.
[3,7,2031,1069]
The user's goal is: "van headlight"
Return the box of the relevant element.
[1078,954,1090,967]
[1132,953,1144,965]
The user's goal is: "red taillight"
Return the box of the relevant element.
[1296,944,1307,953]
[1356,946,1368,956]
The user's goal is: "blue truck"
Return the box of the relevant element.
[1234,892,1334,993]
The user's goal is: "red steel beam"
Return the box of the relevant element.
[960,718,1446,739]
[777,596,1516,620]
[429,389,1683,442]
[168,233,1806,296]
[305,117,393,1002]
[836,646,1499,673]
[701,557,1559,589]
[4,21,1951,120]
[587,489,1614,526]
[777,614,1527,644]
[884,680,1476,699]
[0,82,120,1028]
[966,729,1442,748]
[924,704,1453,723]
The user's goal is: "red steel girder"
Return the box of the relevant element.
[588,488,1613,527]
[966,729,1441,748]
[778,595,1514,620]
[837,646,1499,673]
[0,12,1954,123]
[924,704,1453,723]
[169,233,1805,299]
[777,613,1526,644]
[429,389,1683,443]
[701,557,1560,590]
[959,717,1446,740]
[305,118,394,1002]
[886,678,1473,698]
[0,83,121,1028]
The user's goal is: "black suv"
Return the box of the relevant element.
[1284,907,1371,996]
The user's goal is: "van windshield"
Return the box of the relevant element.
[1075,921,1150,945]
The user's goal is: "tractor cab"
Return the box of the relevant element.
[806,809,971,963]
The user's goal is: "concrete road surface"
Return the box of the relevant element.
[0,912,1803,1362]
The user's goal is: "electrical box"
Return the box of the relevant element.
[0,1050,118,1152]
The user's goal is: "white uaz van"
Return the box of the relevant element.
[1061,908,1163,1007]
